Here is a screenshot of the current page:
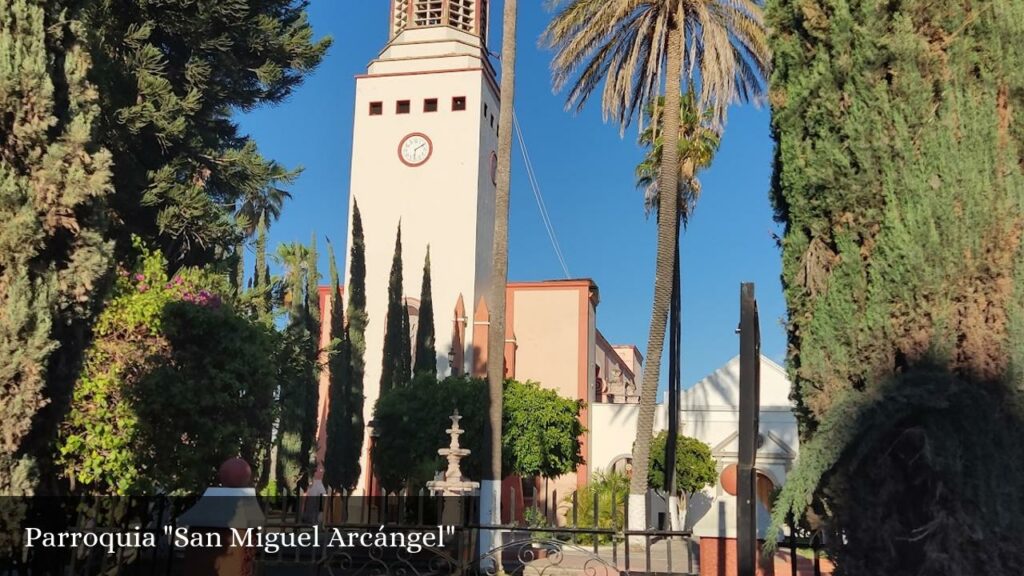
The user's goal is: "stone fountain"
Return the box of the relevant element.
[426,410,479,497]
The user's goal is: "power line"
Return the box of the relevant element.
[512,111,571,279]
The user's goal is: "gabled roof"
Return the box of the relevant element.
[680,355,794,411]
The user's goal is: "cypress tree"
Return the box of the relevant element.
[380,225,408,395]
[767,0,1024,571]
[300,235,321,482]
[343,202,366,492]
[413,247,437,377]
[323,242,353,493]
[0,0,112,496]
[306,234,321,326]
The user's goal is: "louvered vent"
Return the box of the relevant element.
[448,0,474,33]
[393,0,410,36]
[413,0,444,27]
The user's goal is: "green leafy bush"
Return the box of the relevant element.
[372,377,585,493]
[59,245,278,495]
[647,431,717,496]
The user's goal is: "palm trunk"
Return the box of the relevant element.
[628,16,683,536]
[482,0,517,553]
[666,220,681,531]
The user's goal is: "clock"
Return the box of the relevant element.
[489,151,498,185]
[399,133,432,167]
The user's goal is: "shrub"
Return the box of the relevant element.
[59,246,278,495]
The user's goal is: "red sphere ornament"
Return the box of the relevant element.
[218,458,252,488]
[720,464,739,496]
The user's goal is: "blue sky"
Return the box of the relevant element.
[237,1,787,391]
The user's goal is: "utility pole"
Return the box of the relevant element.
[737,283,761,576]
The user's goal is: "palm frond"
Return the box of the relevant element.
[543,0,771,131]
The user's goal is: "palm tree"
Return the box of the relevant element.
[636,91,719,531]
[636,92,720,225]
[543,0,768,534]
[235,161,297,237]
[276,242,310,323]
[231,161,297,292]
[484,0,518,549]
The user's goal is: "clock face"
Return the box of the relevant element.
[399,133,432,167]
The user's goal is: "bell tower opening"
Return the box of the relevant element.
[391,0,489,45]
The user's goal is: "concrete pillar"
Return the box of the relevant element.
[176,458,266,576]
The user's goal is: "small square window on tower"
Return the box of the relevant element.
[369,101,383,116]
[396,100,411,114]
[452,96,467,111]
[424,98,438,113]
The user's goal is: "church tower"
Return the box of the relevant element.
[344,0,499,491]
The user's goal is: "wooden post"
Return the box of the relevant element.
[737,283,761,576]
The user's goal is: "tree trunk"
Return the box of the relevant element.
[667,219,682,532]
[482,0,517,555]
[628,15,683,537]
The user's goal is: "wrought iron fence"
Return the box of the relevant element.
[2,490,827,576]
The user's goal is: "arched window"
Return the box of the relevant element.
[608,455,633,477]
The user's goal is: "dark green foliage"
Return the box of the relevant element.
[769,364,1024,574]
[372,378,584,493]
[81,0,329,268]
[768,0,1024,572]
[346,201,367,397]
[380,225,410,395]
[343,202,367,490]
[323,241,361,493]
[59,248,276,494]
[300,234,321,475]
[647,432,716,497]
[414,247,437,377]
[0,0,113,501]
[306,234,321,325]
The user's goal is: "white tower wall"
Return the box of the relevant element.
[343,10,498,494]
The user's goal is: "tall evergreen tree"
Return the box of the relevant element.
[767,1,1024,572]
[380,225,409,395]
[300,235,321,481]
[413,247,436,377]
[343,202,366,491]
[306,234,321,326]
[323,242,353,493]
[80,0,329,269]
[0,0,113,497]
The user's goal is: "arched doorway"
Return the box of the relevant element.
[755,470,775,511]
